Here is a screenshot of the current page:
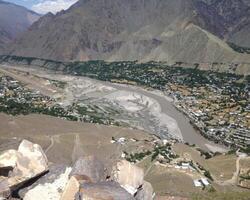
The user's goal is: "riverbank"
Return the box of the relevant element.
[0,64,228,153]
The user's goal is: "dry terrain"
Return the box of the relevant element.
[0,113,154,167]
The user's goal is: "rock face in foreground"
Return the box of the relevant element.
[60,176,80,200]
[0,140,154,200]
[0,140,48,199]
[112,160,144,195]
[70,156,106,183]
[78,181,135,200]
[135,181,154,200]
[23,167,72,200]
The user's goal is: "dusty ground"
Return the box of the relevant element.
[145,164,199,197]
[0,113,155,168]
[135,143,250,198]
[173,143,237,182]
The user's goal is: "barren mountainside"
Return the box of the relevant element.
[194,0,250,48]
[0,0,40,52]
[4,0,250,63]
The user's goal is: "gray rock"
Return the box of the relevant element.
[60,176,80,200]
[77,181,135,200]
[135,181,154,200]
[22,166,72,200]
[18,164,68,198]
[0,140,49,198]
[0,178,10,199]
[112,160,144,195]
[70,156,106,183]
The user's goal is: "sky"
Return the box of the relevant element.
[4,0,78,14]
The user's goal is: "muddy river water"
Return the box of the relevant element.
[104,82,227,152]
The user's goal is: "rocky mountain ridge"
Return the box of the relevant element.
[0,0,40,52]
[194,0,250,48]
[3,0,250,64]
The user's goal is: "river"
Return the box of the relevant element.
[0,64,228,153]
[103,81,227,152]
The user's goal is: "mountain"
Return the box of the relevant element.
[193,0,250,48]
[0,0,40,52]
[4,0,250,63]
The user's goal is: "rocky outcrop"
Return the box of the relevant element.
[0,140,48,199]
[0,150,18,171]
[77,181,135,200]
[70,156,106,183]
[23,167,72,200]
[112,160,144,195]
[0,140,154,200]
[60,176,80,200]
[18,165,70,199]
[135,181,154,200]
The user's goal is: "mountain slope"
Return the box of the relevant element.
[194,0,250,48]
[0,0,40,52]
[5,0,250,63]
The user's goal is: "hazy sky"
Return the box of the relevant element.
[5,0,78,14]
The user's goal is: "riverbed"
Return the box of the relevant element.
[0,64,228,153]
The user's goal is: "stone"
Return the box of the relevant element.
[78,181,135,200]
[23,167,72,200]
[70,156,106,183]
[0,150,19,169]
[135,181,154,200]
[0,178,10,199]
[112,160,144,195]
[15,139,48,177]
[18,165,68,199]
[8,140,49,190]
[0,140,49,197]
[60,176,80,200]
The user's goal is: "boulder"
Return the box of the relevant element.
[112,160,144,195]
[0,140,49,197]
[15,139,48,176]
[135,181,154,200]
[18,165,69,199]
[0,150,19,169]
[78,181,135,200]
[70,156,106,183]
[8,140,49,190]
[0,178,10,199]
[23,167,72,200]
[60,176,80,200]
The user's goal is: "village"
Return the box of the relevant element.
[0,60,249,153]
[63,60,249,152]
[0,62,249,199]
[0,73,118,125]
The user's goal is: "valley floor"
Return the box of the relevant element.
[0,65,227,153]
[0,64,249,199]
[0,113,249,199]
